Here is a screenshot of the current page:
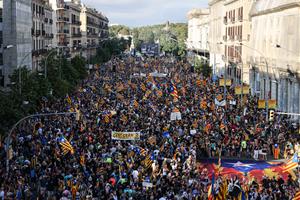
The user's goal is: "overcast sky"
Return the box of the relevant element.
[82,0,209,27]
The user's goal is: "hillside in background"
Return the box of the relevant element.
[109,22,188,57]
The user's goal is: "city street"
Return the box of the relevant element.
[1,0,300,199]
[0,56,299,199]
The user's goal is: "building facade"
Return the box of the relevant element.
[80,4,109,60]
[65,0,82,58]
[187,8,210,52]
[3,0,33,87]
[49,0,71,58]
[223,0,254,85]
[249,0,300,116]
[208,0,225,76]
[0,0,3,86]
[32,0,53,71]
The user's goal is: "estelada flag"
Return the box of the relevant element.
[293,191,300,200]
[200,100,207,110]
[173,107,180,113]
[216,94,223,101]
[133,100,139,108]
[141,83,147,91]
[120,114,128,123]
[156,90,163,97]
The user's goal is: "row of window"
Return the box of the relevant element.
[225,7,243,23]
[226,25,242,39]
[32,3,45,16]
[225,45,242,59]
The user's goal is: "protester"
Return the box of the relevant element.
[0,56,299,199]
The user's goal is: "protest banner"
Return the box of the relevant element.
[219,79,232,86]
[170,112,182,121]
[268,99,277,109]
[149,72,167,77]
[235,86,250,95]
[258,100,266,109]
[111,131,141,140]
[215,98,226,107]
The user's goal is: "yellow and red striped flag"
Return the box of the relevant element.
[200,100,207,110]
[120,114,128,123]
[156,90,163,97]
[293,191,300,200]
[141,83,147,91]
[283,153,298,172]
[133,100,139,108]
[59,137,74,155]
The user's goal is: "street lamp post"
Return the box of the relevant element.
[240,42,269,121]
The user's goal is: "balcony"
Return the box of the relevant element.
[238,15,243,22]
[64,29,70,34]
[236,35,242,42]
[36,30,41,36]
[44,18,48,23]
[32,28,35,36]
[71,20,81,26]
[58,42,68,47]
[64,17,70,22]
[57,4,65,10]
[49,19,53,24]
[229,35,234,41]
[224,16,228,24]
[223,35,227,42]
[57,17,65,22]
[72,33,82,38]
[42,30,46,36]
[45,33,54,39]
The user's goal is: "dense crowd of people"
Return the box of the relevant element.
[0,56,299,199]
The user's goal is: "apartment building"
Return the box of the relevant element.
[49,0,71,58]
[208,0,225,76]
[187,8,210,59]
[249,0,300,116]
[0,0,3,86]
[3,0,33,87]
[65,0,82,58]
[223,0,254,84]
[32,0,54,71]
[80,4,109,59]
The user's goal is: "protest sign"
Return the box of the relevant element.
[170,112,182,121]
[111,131,141,140]
[219,79,232,86]
[258,100,266,109]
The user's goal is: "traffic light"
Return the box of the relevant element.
[269,110,275,121]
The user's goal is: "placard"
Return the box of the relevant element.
[111,131,141,140]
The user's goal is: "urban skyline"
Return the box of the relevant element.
[83,0,209,27]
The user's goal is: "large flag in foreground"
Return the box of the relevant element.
[197,158,295,182]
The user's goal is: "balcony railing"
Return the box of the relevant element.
[72,33,82,37]
[224,16,228,24]
[71,21,81,26]
[36,30,41,36]
[42,30,46,36]
[229,35,234,41]
[44,18,48,23]
[238,15,243,22]
[64,17,69,22]
[32,29,35,36]
[223,35,227,41]
[49,19,53,24]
